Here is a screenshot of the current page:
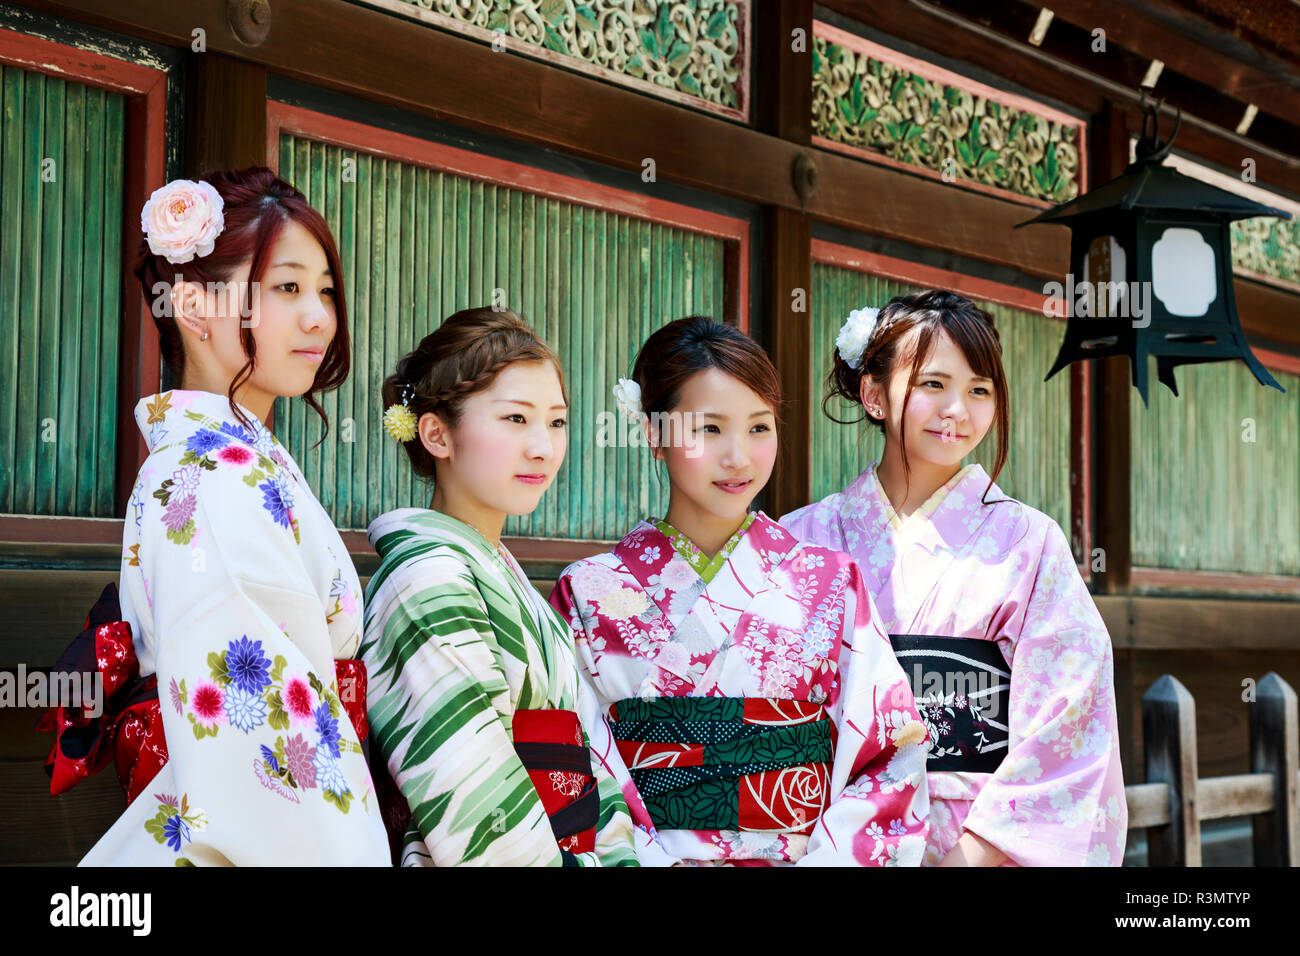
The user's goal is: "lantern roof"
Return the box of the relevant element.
[1016,157,1291,229]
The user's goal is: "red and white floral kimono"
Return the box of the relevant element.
[549,511,930,866]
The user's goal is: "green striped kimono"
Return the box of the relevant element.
[361,508,639,866]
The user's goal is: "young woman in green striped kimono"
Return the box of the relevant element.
[360,307,639,866]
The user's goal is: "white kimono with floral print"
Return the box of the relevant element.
[550,512,931,866]
[81,390,389,866]
[783,463,1127,866]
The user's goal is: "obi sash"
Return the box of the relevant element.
[608,697,833,834]
[37,583,370,806]
[888,634,1011,773]
[512,709,598,865]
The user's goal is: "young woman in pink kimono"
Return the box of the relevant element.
[782,289,1126,867]
[549,317,931,866]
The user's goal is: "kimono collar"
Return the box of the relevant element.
[367,507,499,566]
[652,511,757,585]
[857,461,991,532]
[615,510,798,597]
[134,389,275,456]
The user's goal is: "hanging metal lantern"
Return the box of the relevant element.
[1017,96,1291,403]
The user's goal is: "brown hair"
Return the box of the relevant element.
[133,166,350,436]
[382,307,568,480]
[631,317,782,426]
[825,289,1010,496]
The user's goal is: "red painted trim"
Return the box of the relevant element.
[1131,567,1300,597]
[810,240,1060,317]
[1253,348,1300,377]
[267,101,752,331]
[0,27,168,519]
[812,21,1087,202]
[0,27,165,94]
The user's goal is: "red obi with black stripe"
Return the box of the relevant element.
[512,709,598,863]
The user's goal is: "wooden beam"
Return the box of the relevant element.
[754,1,814,521]
[1097,596,1300,649]
[186,51,267,175]
[1143,674,1201,866]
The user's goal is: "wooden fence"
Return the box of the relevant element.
[1127,672,1299,866]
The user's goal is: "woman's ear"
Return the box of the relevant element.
[418,412,452,460]
[641,415,666,461]
[170,281,208,340]
[859,376,886,422]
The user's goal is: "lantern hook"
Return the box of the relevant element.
[1134,91,1181,164]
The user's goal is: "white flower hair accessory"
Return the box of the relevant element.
[835,306,881,370]
[612,377,643,420]
[140,178,225,264]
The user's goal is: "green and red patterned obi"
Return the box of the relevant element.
[608,697,833,834]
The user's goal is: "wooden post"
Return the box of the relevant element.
[1143,674,1199,866]
[754,0,813,520]
[1250,672,1300,866]
[1090,101,1132,594]
[186,52,267,175]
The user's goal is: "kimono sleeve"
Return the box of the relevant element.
[139,465,389,865]
[363,555,573,867]
[574,665,641,867]
[551,570,681,868]
[961,521,1127,867]
[799,561,931,867]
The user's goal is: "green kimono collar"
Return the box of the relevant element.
[652,511,757,585]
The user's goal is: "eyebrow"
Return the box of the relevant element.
[699,410,774,420]
[920,369,993,382]
[493,399,568,410]
[270,261,332,275]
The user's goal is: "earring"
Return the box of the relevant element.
[200,330,210,342]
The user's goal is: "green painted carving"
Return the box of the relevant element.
[1231,216,1300,288]
[372,0,746,113]
[812,35,1080,204]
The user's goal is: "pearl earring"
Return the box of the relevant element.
[200,330,209,342]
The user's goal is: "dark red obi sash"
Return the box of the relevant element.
[512,709,599,864]
[37,583,370,806]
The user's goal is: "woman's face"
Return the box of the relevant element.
[654,367,778,528]
[428,359,568,517]
[200,218,338,404]
[862,328,997,470]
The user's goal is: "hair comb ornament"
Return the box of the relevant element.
[383,383,419,443]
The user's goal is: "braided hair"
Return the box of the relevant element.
[382,308,567,480]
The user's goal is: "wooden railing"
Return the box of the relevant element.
[1127,672,1299,866]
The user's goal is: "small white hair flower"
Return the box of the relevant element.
[835,306,881,369]
[612,377,643,420]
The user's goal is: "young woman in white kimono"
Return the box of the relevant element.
[549,318,931,866]
[360,308,639,866]
[40,170,388,865]
[782,289,1127,866]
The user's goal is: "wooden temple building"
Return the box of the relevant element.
[0,0,1297,864]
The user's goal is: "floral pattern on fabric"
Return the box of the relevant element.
[173,636,360,812]
[145,394,303,548]
[143,792,206,866]
[550,511,930,866]
[782,462,1127,867]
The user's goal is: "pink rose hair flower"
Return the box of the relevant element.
[140,179,225,264]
